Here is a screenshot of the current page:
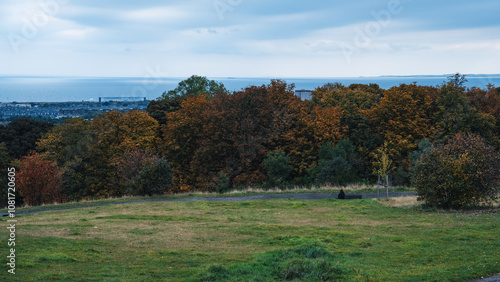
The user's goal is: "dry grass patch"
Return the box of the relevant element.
[377,196,419,207]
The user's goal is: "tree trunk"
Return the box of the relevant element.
[377,175,380,198]
[385,175,389,198]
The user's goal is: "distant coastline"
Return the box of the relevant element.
[1,74,499,103]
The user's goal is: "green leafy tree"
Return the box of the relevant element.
[311,140,360,186]
[161,75,227,99]
[147,75,227,137]
[216,172,231,194]
[372,142,394,197]
[136,158,173,196]
[411,133,500,209]
[448,73,467,89]
[315,157,354,186]
[0,118,54,159]
[433,75,496,144]
[263,150,291,187]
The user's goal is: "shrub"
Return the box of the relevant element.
[411,133,500,209]
[216,172,231,194]
[116,149,156,195]
[316,157,357,185]
[311,140,360,186]
[17,151,64,206]
[115,149,173,196]
[136,158,173,196]
[263,150,291,187]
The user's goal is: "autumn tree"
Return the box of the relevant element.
[466,84,500,147]
[161,95,210,191]
[116,148,156,195]
[87,110,160,198]
[17,151,64,206]
[37,118,93,166]
[279,104,344,182]
[160,80,305,191]
[411,133,500,209]
[311,83,383,176]
[311,83,382,112]
[366,84,437,170]
[36,118,94,201]
[204,81,298,187]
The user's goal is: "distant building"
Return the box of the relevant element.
[0,103,31,108]
[99,97,147,102]
[295,90,312,100]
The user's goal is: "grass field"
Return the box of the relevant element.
[0,196,498,281]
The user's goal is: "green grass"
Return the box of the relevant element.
[0,198,498,281]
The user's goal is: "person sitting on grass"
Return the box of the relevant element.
[338,189,345,199]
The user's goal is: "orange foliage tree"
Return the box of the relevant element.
[161,80,343,190]
[36,118,94,201]
[411,133,500,209]
[162,95,210,191]
[366,84,437,167]
[311,83,383,174]
[280,104,344,179]
[87,110,160,198]
[466,84,500,147]
[17,151,64,206]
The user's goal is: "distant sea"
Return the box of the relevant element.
[1,75,499,102]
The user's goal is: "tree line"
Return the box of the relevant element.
[1,74,499,208]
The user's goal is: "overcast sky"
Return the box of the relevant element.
[1,0,499,77]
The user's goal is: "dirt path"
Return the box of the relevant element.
[12,192,416,215]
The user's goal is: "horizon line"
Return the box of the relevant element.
[1,73,500,80]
